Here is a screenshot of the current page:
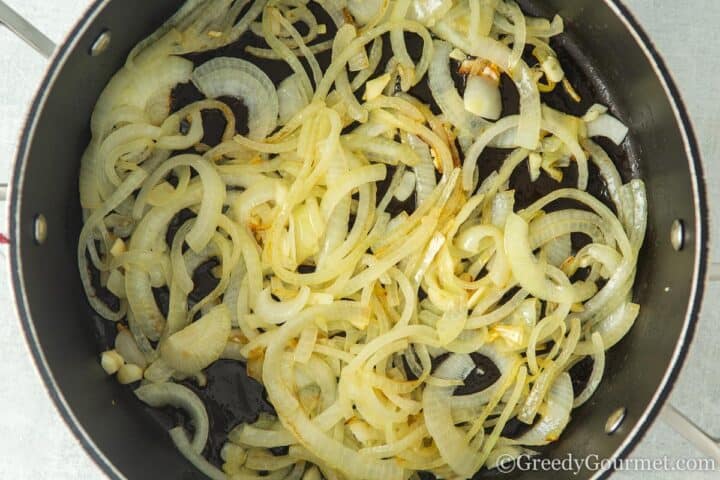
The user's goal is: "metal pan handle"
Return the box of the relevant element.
[0,1,55,58]
[0,0,718,468]
[0,0,56,204]
[660,404,720,464]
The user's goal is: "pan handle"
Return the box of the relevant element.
[660,257,720,460]
[0,0,55,226]
[660,404,720,464]
[0,1,55,58]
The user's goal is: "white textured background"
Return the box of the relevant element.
[0,0,718,478]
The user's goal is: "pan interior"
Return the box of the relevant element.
[10,0,702,479]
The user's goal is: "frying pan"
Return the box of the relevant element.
[0,0,713,478]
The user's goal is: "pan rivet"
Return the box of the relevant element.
[33,214,47,245]
[90,30,112,56]
[670,219,685,251]
[605,407,627,434]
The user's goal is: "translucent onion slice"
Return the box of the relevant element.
[229,422,297,448]
[576,301,640,355]
[192,57,278,140]
[449,344,520,410]
[135,382,209,453]
[394,171,417,202]
[263,310,404,480]
[422,354,481,477]
[586,112,629,145]
[115,328,148,368]
[347,0,385,25]
[436,304,467,345]
[160,304,232,374]
[409,0,453,27]
[504,213,585,304]
[496,0,526,69]
[132,154,225,253]
[255,286,311,325]
[278,74,311,126]
[573,333,605,407]
[504,372,573,446]
[169,427,227,480]
[91,56,194,138]
[429,40,489,136]
[320,164,387,219]
[431,21,541,149]
[541,105,588,190]
[542,234,572,267]
[406,134,437,206]
[461,115,518,191]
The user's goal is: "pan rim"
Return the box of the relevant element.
[6,1,708,479]
[588,1,708,478]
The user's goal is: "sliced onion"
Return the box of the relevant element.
[469,0,497,41]
[133,154,225,253]
[506,372,573,446]
[229,423,297,448]
[263,310,404,480]
[320,164,387,219]
[409,0,453,27]
[576,301,640,355]
[255,287,311,325]
[429,40,488,136]
[587,113,628,145]
[332,24,367,122]
[436,304,467,345]
[542,234,571,267]
[115,328,148,368]
[406,134,437,206]
[192,57,278,140]
[160,304,232,374]
[432,22,541,149]
[497,0,526,69]
[423,354,481,477]
[135,382,209,453]
[582,138,624,216]
[461,115,518,191]
[449,344,520,411]
[79,2,648,477]
[626,179,648,254]
[542,105,588,190]
[573,333,605,407]
[170,427,227,480]
[278,74,310,126]
[505,213,587,304]
[347,0,385,25]
[91,56,194,138]
[294,326,319,364]
[394,171,417,202]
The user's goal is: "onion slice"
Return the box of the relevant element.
[160,304,232,374]
[135,382,209,453]
[192,57,278,140]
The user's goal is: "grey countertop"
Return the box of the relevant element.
[0,0,718,478]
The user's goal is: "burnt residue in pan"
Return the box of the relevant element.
[87,0,642,474]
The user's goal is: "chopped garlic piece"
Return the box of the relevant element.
[117,363,144,384]
[100,350,124,375]
[363,73,392,101]
[110,237,126,257]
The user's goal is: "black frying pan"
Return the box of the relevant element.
[3,0,708,478]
